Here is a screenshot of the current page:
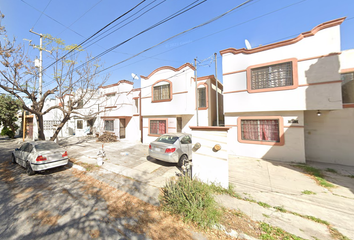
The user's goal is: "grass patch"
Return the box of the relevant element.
[160,176,222,229]
[77,162,100,172]
[260,222,305,240]
[294,164,335,188]
[262,213,270,218]
[273,206,287,213]
[325,168,337,174]
[258,201,272,208]
[304,215,329,225]
[301,190,316,195]
[208,183,241,199]
[346,175,354,179]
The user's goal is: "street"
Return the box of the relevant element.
[0,138,196,240]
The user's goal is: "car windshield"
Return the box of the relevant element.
[35,142,61,151]
[156,135,179,144]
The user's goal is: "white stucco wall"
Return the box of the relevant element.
[226,111,306,163]
[304,109,354,166]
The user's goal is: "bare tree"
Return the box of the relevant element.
[0,13,108,140]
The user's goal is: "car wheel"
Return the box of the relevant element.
[178,154,188,168]
[11,154,16,164]
[26,162,35,176]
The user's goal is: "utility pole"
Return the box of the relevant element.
[215,53,219,126]
[28,29,51,99]
[194,58,199,126]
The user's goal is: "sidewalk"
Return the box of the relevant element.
[61,137,354,239]
[219,156,354,239]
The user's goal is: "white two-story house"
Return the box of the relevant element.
[221,17,354,166]
[98,80,141,141]
[140,63,223,144]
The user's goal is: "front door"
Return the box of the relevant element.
[119,119,125,139]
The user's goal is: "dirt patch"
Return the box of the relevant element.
[32,210,61,226]
[71,169,264,239]
[89,229,100,238]
[15,187,34,199]
[0,161,16,184]
[72,169,195,240]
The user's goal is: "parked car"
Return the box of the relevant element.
[12,141,69,175]
[149,133,192,167]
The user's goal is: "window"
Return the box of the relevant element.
[77,120,83,130]
[238,117,284,146]
[43,120,61,130]
[149,120,166,135]
[77,100,84,108]
[104,120,114,131]
[251,62,293,90]
[341,72,354,103]
[152,81,171,101]
[198,87,206,108]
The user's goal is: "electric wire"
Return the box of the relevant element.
[31,0,52,30]
[42,0,207,89]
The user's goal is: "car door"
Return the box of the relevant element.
[18,143,28,166]
[23,143,33,164]
[180,135,192,159]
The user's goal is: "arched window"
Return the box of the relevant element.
[152,80,172,102]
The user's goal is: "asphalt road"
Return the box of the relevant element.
[0,138,148,240]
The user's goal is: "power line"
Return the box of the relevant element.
[31,0,53,30]
[95,0,253,75]
[43,0,207,89]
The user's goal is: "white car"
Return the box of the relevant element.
[149,133,192,167]
[12,141,69,175]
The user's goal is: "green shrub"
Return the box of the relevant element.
[160,176,222,229]
[1,126,17,139]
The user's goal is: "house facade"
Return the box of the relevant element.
[140,63,223,144]
[220,17,354,166]
[98,80,141,141]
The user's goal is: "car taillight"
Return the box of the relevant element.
[62,151,68,157]
[149,144,151,149]
[36,155,47,161]
[165,148,176,153]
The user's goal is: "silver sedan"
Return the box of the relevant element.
[12,141,69,175]
[148,133,192,167]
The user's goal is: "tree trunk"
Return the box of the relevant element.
[50,114,70,141]
[37,114,46,140]
[9,124,15,139]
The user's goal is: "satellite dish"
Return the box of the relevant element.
[245,39,252,50]
[131,73,139,80]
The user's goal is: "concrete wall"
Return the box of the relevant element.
[225,111,306,163]
[191,127,229,189]
[304,109,354,166]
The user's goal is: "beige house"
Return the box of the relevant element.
[140,63,223,144]
[220,17,354,166]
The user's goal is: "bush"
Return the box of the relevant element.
[160,176,222,229]
[1,126,17,139]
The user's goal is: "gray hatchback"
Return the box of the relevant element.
[148,133,192,167]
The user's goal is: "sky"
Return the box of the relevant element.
[1,0,354,91]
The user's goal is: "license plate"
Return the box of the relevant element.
[154,148,161,152]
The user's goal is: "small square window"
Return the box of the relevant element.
[104,120,114,131]
[150,120,166,135]
[77,120,83,130]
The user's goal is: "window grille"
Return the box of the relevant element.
[153,84,170,101]
[251,62,293,90]
[341,72,354,103]
[150,120,166,135]
[198,87,206,108]
[241,119,280,142]
[43,120,61,131]
[104,120,114,131]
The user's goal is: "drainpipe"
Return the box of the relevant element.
[139,91,143,143]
